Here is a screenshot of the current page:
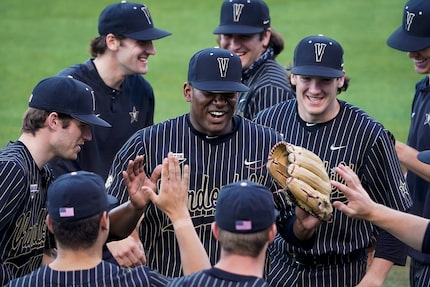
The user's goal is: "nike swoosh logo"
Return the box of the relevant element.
[244,160,260,166]
[263,20,270,24]
[330,144,346,151]
[306,122,317,127]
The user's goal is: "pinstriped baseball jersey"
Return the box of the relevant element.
[49,59,155,180]
[0,141,54,286]
[4,261,170,287]
[106,114,283,277]
[166,267,270,287]
[254,99,413,286]
[235,56,295,120]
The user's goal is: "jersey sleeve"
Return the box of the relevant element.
[0,162,27,286]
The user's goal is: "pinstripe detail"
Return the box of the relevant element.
[166,267,270,287]
[5,261,171,287]
[107,115,283,277]
[255,99,412,286]
[0,142,53,285]
[236,59,295,120]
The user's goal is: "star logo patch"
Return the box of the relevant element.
[129,106,139,123]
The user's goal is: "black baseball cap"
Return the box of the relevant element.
[29,76,111,127]
[98,1,171,41]
[215,180,277,234]
[187,47,249,93]
[387,0,430,52]
[47,171,119,222]
[291,35,344,78]
[213,0,270,35]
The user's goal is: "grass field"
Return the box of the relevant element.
[0,0,418,285]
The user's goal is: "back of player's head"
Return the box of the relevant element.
[98,1,171,41]
[47,171,118,223]
[214,0,270,35]
[387,0,430,52]
[187,47,249,93]
[29,76,111,127]
[291,34,344,79]
[215,180,277,234]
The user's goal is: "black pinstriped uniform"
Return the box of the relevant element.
[235,49,295,120]
[404,77,430,286]
[49,59,155,180]
[254,99,413,287]
[4,261,170,287]
[0,141,54,286]
[106,114,283,277]
[166,267,269,287]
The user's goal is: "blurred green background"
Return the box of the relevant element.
[0,1,418,284]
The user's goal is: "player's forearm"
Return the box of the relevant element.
[368,203,427,251]
[358,257,393,287]
[108,201,146,239]
[173,218,210,275]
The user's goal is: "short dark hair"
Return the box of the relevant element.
[21,108,73,135]
[51,213,103,249]
[90,34,126,57]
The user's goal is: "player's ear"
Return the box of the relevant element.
[45,215,54,234]
[106,33,120,51]
[183,82,192,102]
[46,112,60,130]
[211,222,220,240]
[100,211,109,232]
[268,223,277,243]
[290,73,297,85]
[337,72,345,89]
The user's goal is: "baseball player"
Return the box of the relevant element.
[166,180,277,287]
[106,47,284,277]
[49,1,171,181]
[386,1,430,285]
[5,153,210,287]
[0,76,111,286]
[254,35,412,286]
[213,0,295,120]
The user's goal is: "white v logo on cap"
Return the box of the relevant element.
[233,4,244,22]
[314,43,327,63]
[217,58,230,78]
[140,6,152,24]
[406,11,415,31]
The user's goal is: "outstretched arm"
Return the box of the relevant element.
[108,155,162,238]
[144,152,211,275]
[332,164,428,252]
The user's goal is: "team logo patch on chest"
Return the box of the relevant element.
[424,113,430,126]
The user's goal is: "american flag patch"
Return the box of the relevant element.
[59,207,75,218]
[235,220,252,231]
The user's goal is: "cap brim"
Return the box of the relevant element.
[418,150,430,164]
[387,26,430,52]
[192,81,249,93]
[73,114,112,128]
[291,66,343,78]
[213,25,263,35]
[125,28,172,41]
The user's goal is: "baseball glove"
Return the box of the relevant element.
[267,141,333,221]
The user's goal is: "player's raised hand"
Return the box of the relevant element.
[122,155,162,210]
[331,164,377,219]
[144,152,190,222]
